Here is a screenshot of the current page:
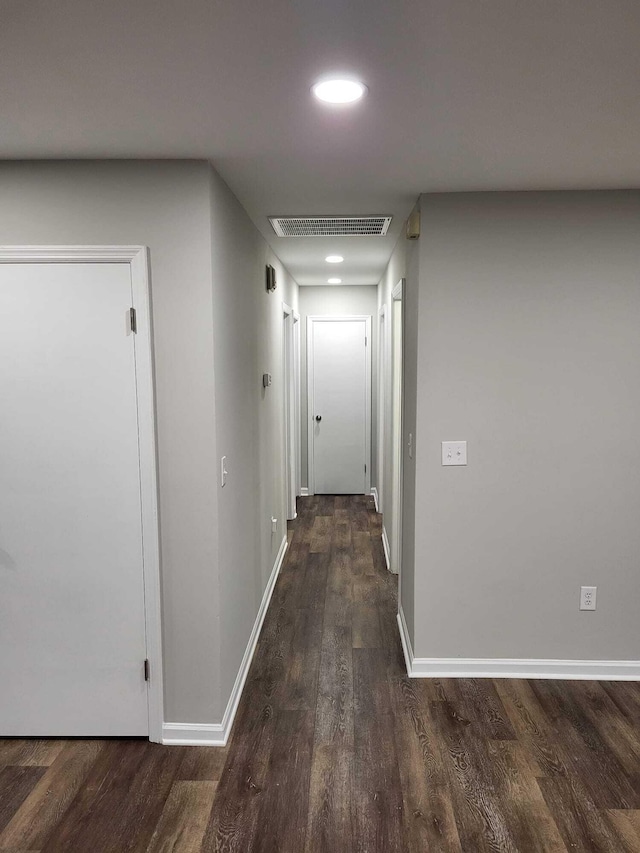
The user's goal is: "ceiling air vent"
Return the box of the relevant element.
[268,215,392,237]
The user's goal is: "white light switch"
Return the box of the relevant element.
[442,441,467,466]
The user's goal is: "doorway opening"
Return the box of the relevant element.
[283,303,300,519]
[390,278,404,577]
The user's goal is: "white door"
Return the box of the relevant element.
[0,261,149,736]
[308,316,371,494]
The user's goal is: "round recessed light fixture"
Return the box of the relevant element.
[328,277,342,284]
[325,255,344,263]
[312,78,367,105]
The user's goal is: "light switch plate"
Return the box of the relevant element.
[442,441,467,466]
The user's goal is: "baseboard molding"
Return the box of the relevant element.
[370,486,379,512]
[396,608,640,681]
[163,535,288,746]
[162,721,225,745]
[381,525,391,571]
[397,606,414,676]
[300,487,309,497]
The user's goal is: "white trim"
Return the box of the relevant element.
[377,305,386,513]
[293,312,301,499]
[370,486,379,512]
[282,303,297,520]
[300,487,309,496]
[162,535,288,746]
[390,278,405,585]
[162,721,226,745]
[307,315,372,495]
[396,610,640,680]
[391,278,404,301]
[0,245,164,743]
[0,245,148,263]
[397,606,414,676]
[381,526,391,572]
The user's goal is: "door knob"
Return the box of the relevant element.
[315,415,322,422]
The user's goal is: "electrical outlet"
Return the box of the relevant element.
[580,586,597,611]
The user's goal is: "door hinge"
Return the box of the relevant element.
[144,659,150,682]
[365,336,367,346]
[129,307,137,334]
[364,464,367,473]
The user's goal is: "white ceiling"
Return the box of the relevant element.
[2,0,640,286]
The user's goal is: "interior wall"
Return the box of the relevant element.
[412,190,640,662]
[0,160,222,722]
[208,165,298,705]
[0,160,300,731]
[298,285,378,492]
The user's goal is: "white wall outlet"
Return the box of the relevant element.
[271,516,278,533]
[220,456,228,487]
[442,440,467,466]
[580,586,597,611]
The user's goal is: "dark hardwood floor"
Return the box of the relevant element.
[2,494,640,851]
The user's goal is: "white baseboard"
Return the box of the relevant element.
[370,486,379,512]
[162,721,225,745]
[396,607,640,681]
[397,606,414,676]
[300,487,309,497]
[381,525,391,571]
[163,535,288,746]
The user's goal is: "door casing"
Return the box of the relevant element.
[0,245,163,742]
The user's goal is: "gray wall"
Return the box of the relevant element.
[0,160,220,722]
[0,160,299,727]
[298,286,378,491]
[410,191,640,661]
[209,165,298,704]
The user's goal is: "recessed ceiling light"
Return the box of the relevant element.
[325,255,344,263]
[312,79,367,105]
[328,278,342,284]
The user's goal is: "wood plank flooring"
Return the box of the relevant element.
[2,494,640,851]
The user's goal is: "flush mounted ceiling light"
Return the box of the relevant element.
[325,255,344,263]
[328,277,342,284]
[312,78,367,104]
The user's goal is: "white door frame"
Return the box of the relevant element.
[307,315,371,496]
[377,305,387,513]
[391,278,405,580]
[0,245,163,743]
[283,303,300,520]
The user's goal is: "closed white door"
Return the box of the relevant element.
[0,262,149,736]
[309,317,370,494]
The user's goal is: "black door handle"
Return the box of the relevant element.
[315,415,322,422]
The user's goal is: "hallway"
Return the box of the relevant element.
[2,496,640,851]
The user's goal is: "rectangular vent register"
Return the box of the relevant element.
[268,216,392,237]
